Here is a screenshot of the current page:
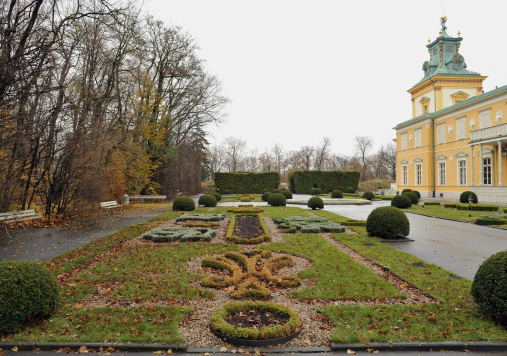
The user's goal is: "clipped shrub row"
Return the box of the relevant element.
[424,202,441,206]
[210,301,302,340]
[176,214,226,222]
[143,227,216,242]
[475,217,507,226]
[215,171,280,194]
[273,216,345,233]
[289,170,360,194]
[227,208,264,214]
[366,206,410,239]
[444,203,499,212]
[341,219,367,227]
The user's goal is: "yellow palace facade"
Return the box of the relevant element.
[394,17,507,204]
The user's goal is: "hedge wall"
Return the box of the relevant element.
[214,171,280,194]
[288,170,360,194]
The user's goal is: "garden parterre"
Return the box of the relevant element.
[4,206,507,346]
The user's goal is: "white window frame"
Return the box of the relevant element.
[437,123,445,144]
[402,165,408,185]
[457,159,467,186]
[479,108,491,129]
[415,163,422,186]
[438,161,446,186]
[401,133,407,151]
[415,129,422,148]
[483,154,492,185]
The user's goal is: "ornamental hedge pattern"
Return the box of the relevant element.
[215,171,280,194]
[288,170,360,194]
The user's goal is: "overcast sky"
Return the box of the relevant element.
[143,0,507,156]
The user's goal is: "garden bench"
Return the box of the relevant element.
[100,201,123,215]
[129,195,166,203]
[0,209,42,235]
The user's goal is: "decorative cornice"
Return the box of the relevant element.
[400,159,408,164]
[478,86,483,91]
[478,107,492,113]
[436,155,447,160]
[414,157,423,162]
[455,151,468,158]
[434,86,442,91]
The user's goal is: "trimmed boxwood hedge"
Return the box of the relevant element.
[211,192,222,202]
[308,196,324,210]
[366,206,410,239]
[281,190,293,199]
[210,301,301,340]
[391,194,412,209]
[268,193,286,207]
[475,217,507,225]
[403,191,419,204]
[470,204,499,212]
[472,251,507,318]
[411,190,421,199]
[215,171,280,194]
[362,191,375,200]
[199,194,218,207]
[424,202,441,206]
[173,196,196,211]
[331,190,343,198]
[401,189,412,195]
[0,261,61,333]
[460,191,478,204]
[289,170,360,194]
[261,192,271,202]
[345,187,355,194]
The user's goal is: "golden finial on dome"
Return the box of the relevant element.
[458,30,461,36]
[439,30,442,36]
[428,38,431,43]
[441,15,447,20]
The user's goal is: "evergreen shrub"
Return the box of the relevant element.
[391,194,412,209]
[366,206,410,239]
[362,191,375,200]
[308,196,324,210]
[403,192,419,204]
[215,171,280,194]
[288,170,360,194]
[281,190,293,199]
[401,189,412,195]
[460,191,478,204]
[0,261,61,333]
[261,192,272,202]
[470,204,499,212]
[272,189,281,194]
[211,193,222,202]
[331,190,343,198]
[424,202,441,206]
[309,188,321,196]
[173,196,196,211]
[345,187,355,194]
[198,194,217,207]
[262,189,270,194]
[268,193,286,207]
[475,217,507,225]
[411,190,421,199]
[471,250,507,318]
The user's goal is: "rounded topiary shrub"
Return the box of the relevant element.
[173,196,196,211]
[309,188,321,196]
[411,190,421,199]
[391,194,412,209]
[331,190,343,199]
[363,191,375,200]
[268,193,286,206]
[261,192,272,202]
[262,189,270,194]
[272,189,281,194]
[460,191,478,204]
[366,206,410,239]
[281,190,293,199]
[401,189,412,195]
[0,261,61,333]
[198,194,217,207]
[471,250,507,318]
[211,192,222,202]
[403,191,419,204]
[345,187,355,194]
[308,196,324,210]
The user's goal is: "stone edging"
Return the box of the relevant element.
[3,341,507,353]
[405,211,507,230]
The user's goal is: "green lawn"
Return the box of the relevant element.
[406,204,503,222]
[5,205,507,345]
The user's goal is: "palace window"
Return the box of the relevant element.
[458,160,467,185]
[456,117,466,140]
[437,124,445,144]
[479,109,491,129]
[483,157,492,185]
[402,165,408,185]
[415,164,422,186]
[415,129,421,148]
[438,162,446,186]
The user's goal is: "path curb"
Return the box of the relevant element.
[2,342,507,353]
[405,211,507,230]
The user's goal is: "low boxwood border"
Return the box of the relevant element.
[341,219,367,227]
[423,202,441,206]
[210,301,301,340]
[226,214,271,244]
[476,217,507,226]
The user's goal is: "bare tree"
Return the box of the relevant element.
[243,149,259,172]
[383,143,397,180]
[223,136,247,171]
[354,136,374,181]
[299,146,314,170]
[313,137,331,170]
[258,149,273,171]
[205,145,225,180]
